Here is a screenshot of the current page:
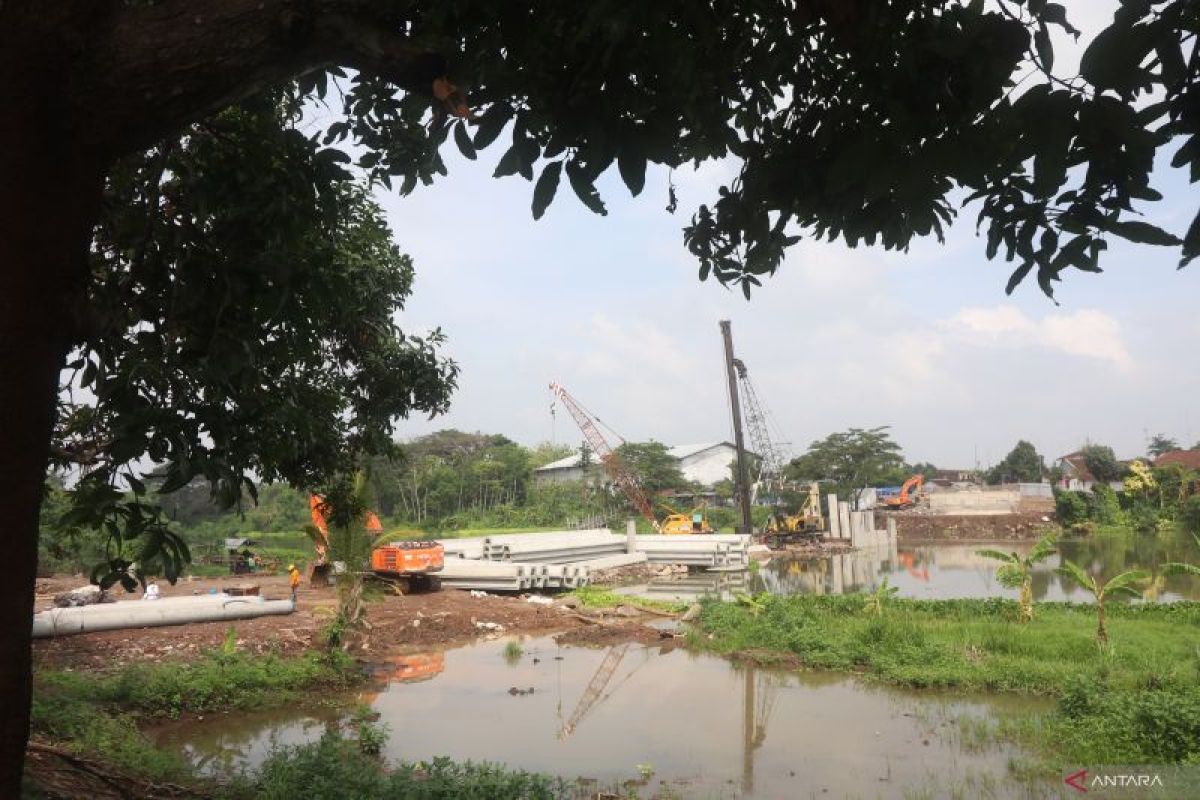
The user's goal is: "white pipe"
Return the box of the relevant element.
[32,596,294,638]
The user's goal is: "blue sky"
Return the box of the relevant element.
[374,0,1199,470]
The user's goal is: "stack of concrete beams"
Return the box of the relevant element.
[437,558,533,591]
[482,529,627,563]
[433,529,747,591]
[438,537,486,560]
[633,534,751,567]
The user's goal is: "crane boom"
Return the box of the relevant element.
[549,382,660,532]
[732,359,788,503]
[559,642,630,738]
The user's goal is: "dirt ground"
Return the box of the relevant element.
[888,511,1058,542]
[31,573,667,670]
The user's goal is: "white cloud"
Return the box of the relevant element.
[942,305,1134,370]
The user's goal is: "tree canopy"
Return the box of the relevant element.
[1148,434,1181,459]
[987,440,1045,484]
[50,100,458,588]
[614,441,691,496]
[786,427,908,494]
[1081,443,1126,483]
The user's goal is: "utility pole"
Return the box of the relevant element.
[720,321,754,535]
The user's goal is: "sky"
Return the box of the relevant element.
[372,0,1199,470]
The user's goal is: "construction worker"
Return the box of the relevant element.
[288,563,301,602]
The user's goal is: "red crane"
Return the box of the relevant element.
[549,382,660,532]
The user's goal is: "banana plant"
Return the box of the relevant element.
[1162,532,1200,578]
[1054,561,1149,645]
[863,575,898,617]
[976,533,1058,623]
[305,471,408,631]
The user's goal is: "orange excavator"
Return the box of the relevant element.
[880,475,925,510]
[308,495,444,592]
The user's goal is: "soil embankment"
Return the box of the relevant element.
[31,574,665,670]
[888,511,1057,543]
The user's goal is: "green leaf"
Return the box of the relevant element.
[1034,23,1054,73]
[617,152,647,197]
[975,549,1017,564]
[565,161,607,216]
[532,161,562,220]
[493,145,523,178]
[1103,569,1150,595]
[1055,560,1096,593]
[1005,261,1034,295]
[453,123,477,161]
[473,103,513,150]
[1108,220,1181,246]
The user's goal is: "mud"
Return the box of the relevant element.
[31,574,657,670]
[888,511,1056,542]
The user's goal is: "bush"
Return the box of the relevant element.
[1054,490,1089,528]
[1183,496,1200,534]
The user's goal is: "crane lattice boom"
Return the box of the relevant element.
[731,360,788,501]
[549,383,659,531]
[559,642,630,738]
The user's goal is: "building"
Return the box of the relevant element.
[1154,449,1200,471]
[1054,451,1125,492]
[533,442,750,488]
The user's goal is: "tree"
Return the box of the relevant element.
[786,427,906,495]
[613,441,688,496]
[4,0,1200,786]
[986,440,1044,484]
[1081,444,1125,483]
[909,462,939,481]
[528,442,572,470]
[1147,434,1180,459]
[1054,562,1149,645]
[976,533,1058,622]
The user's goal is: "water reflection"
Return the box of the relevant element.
[742,531,1200,602]
[157,636,1051,799]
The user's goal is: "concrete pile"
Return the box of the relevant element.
[483,529,627,563]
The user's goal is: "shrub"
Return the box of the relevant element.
[1183,496,1200,534]
[1054,490,1089,527]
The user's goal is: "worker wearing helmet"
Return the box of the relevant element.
[288,564,301,602]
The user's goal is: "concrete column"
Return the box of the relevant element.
[838,502,851,542]
[841,552,853,590]
[868,510,877,534]
[830,554,843,595]
[626,519,637,553]
[826,494,841,538]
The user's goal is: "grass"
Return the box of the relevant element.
[29,640,361,787]
[35,640,360,721]
[224,730,573,800]
[692,594,1200,769]
[569,585,688,614]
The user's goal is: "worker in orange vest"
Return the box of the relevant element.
[288,563,301,602]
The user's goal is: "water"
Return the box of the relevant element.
[155,636,1051,799]
[621,532,1200,603]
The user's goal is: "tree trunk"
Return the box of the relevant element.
[1096,599,1108,644]
[0,100,105,790]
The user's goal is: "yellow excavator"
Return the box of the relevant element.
[764,483,824,547]
[659,504,714,535]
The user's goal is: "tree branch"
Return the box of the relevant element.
[77,0,449,159]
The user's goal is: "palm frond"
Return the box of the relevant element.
[1163,562,1200,577]
[1055,560,1096,593]
[1026,534,1059,565]
[1108,585,1144,599]
[302,524,325,545]
[1104,569,1151,595]
[976,549,1018,564]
